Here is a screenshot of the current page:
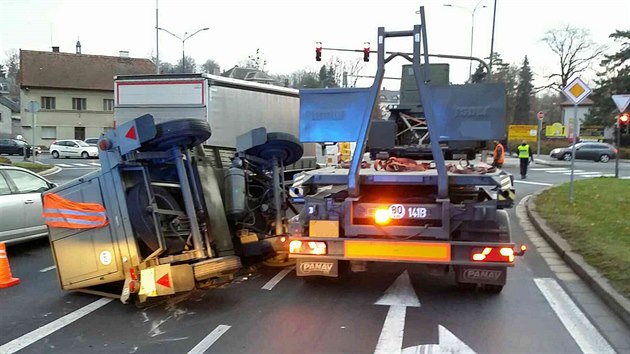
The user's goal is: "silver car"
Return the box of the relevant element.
[0,165,56,244]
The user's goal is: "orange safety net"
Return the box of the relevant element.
[42,193,108,229]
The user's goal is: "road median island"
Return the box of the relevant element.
[528,178,630,324]
[12,161,55,173]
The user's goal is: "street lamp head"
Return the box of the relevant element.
[202,27,210,31]
[443,4,453,6]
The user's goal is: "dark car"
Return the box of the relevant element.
[550,142,617,162]
[0,139,32,156]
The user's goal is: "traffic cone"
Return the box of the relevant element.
[0,242,20,288]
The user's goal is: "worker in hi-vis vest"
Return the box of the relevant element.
[517,140,534,179]
[492,140,505,168]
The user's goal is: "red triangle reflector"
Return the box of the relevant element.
[125,126,137,140]
[156,273,170,288]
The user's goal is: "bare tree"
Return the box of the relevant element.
[540,25,606,92]
[326,56,365,87]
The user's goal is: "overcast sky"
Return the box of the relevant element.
[1,0,628,90]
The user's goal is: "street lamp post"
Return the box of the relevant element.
[157,27,209,73]
[444,1,487,81]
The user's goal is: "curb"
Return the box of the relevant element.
[38,166,61,176]
[526,189,630,327]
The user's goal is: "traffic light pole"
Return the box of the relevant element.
[615,122,620,178]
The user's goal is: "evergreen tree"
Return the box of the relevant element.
[586,30,630,126]
[514,56,534,124]
[489,52,519,122]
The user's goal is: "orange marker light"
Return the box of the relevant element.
[375,209,391,225]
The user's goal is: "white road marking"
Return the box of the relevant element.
[89,162,101,166]
[403,326,476,354]
[564,172,602,176]
[261,266,295,290]
[513,180,552,186]
[534,278,615,354]
[547,169,583,173]
[375,306,406,354]
[187,325,231,354]
[73,163,89,167]
[39,265,56,273]
[374,270,420,354]
[55,163,72,167]
[0,297,112,354]
[531,168,567,171]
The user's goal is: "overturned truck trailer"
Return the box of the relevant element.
[44,74,310,304]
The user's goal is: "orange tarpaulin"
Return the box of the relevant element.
[42,193,108,229]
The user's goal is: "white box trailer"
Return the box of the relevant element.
[114,73,309,153]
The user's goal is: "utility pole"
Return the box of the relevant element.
[155,0,159,74]
[488,0,497,74]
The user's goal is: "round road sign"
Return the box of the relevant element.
[537,111,544,120]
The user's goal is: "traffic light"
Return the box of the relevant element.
[315,42,322,62]
[619,113,629,125]
[363,42,370,62]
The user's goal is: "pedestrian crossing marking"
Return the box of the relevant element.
[531,168,566,171]
[73,163,89,167]
[56,163,72,167]
[547,170,584,174]
[89,162,101,166]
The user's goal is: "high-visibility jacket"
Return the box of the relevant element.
[493,143,505,163]
[43,193,108,229]
[518,144,530,159]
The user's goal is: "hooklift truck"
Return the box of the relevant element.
[287,8,526,292]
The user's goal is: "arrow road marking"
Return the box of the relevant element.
[374,270,420,354]
[402,325,476,354]
[534,278,615,354]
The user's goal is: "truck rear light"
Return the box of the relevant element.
[471,247,515,263]
[289,240,327,255]
[374,208,391,225]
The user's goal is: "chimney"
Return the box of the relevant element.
[52,46,60,53]
[76,40,81,54]
[119,51,129,58]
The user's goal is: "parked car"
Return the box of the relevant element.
[0,165,56,244]
[550,142,617,162]
[84,138,99,146]
[50,140,99,159]
[0,138,33,157]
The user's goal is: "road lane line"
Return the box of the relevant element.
[89,162,101,166]
[261,266,295,290]
[187,325,231,354]
[55,164,71,167]
[564,172,601,176]
[531,168,567,171]
[0,297,112,354]
[39,265,56,273]
[547,169,583,173]
[513,180,552,186]
[73,163,89,167]
[534,278,615,354]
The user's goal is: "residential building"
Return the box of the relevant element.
[560,98,593,138]
[0,95,20,139]
[19,48,155,147]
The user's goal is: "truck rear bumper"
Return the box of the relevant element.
[287,237,521,267]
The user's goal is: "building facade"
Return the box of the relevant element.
[19,49,155,147]
[0,96,20,139]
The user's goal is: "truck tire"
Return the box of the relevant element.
[246,132,303,166]
[126,183,183,253]
[141,119,211,152]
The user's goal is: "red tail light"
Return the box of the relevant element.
[471,247,515,263]
[614,148,618,154]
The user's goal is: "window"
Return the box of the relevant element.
[4,170,50,193]
[103,99,114,111]
[41,126,57,139]
[72,98,87,110]
[0,174,11,196]
[41,97,56,109]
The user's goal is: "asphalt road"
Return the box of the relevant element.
[1,159,629,353]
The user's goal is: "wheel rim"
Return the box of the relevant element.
[52,151,59,158]
[82,152,88,158]
[600,155,609,162]
[563,153,571,161]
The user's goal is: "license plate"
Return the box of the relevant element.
[389,204,428,219]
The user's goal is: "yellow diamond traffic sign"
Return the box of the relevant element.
[562,77,591,105]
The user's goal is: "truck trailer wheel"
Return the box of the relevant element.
[127,183,184,254]
[141,119,212,152]
[246,132,303,166]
